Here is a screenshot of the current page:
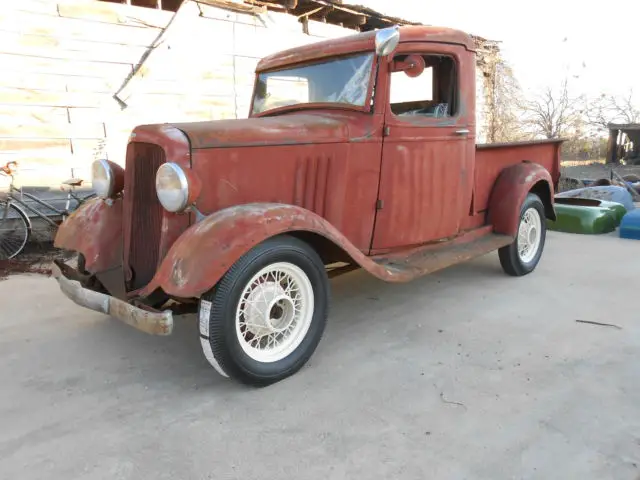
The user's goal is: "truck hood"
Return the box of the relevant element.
[170,112,371,149]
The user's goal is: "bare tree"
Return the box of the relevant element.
[521,78,584,139]
[586,89,640,130]
[476,44,529,143]
[486,61,530,142]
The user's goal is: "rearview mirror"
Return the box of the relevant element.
[375,26,400,57]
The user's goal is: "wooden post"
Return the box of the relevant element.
[606,128,618,164]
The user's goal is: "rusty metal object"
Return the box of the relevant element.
[487,162,556,237]
[50,24,563,335]
[123,125,191,287]
[52,262,173,336]
[257,26,476,73]
[53,197,123,273]
[475,139,562,214]
[138,204,514,299]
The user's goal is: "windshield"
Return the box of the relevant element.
[252,53,375,115]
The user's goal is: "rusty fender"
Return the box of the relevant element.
[141,203,402,299]
[54,197,123,273]
[487,162,556,237]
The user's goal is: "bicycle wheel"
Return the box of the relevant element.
[0,201,32,260]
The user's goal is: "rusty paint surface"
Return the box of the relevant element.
[139,203,385,298]
[53,197,123,273]
[474,140,562,213]
[487,162,555,237]
[124,125,191,278]
[139,203,513,299]
[371,42,476,249]
[190,133,382,252]
[52,26,564,309]
[171,112,377,150]
[257,26,476,73]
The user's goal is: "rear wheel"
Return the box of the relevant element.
[0,201,31,260]
[498,193,546,277]
[198,235,330,386]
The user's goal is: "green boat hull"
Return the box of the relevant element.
[548,201,621,234]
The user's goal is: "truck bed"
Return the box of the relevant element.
[473,139,563,214]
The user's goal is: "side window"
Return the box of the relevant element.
[389,54,458,118]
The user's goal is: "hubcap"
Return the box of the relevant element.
[518,207,542,263]
[235,262,314,363]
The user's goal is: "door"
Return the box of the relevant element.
[371,45,475,250]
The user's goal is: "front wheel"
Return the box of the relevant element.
[198,235,330,386]
[0,201,32,260]
[498,193,547,277]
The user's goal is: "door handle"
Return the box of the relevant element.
[454,129,470,136]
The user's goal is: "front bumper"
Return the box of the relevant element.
[51,263,174,335]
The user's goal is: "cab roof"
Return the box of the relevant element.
[256,25,476,72]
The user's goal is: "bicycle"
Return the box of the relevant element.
[0,161,97,260]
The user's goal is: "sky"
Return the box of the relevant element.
[363,0,640,103]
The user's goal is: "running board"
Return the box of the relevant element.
[371,233,514,280]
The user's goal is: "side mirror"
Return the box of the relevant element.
[375,26,400,57]
[392,54,426,78]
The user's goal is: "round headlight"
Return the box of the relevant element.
[91,159,114,199]
[156,163,189,213]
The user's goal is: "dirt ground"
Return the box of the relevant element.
[561,161,640,182]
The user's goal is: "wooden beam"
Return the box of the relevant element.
[115,0,201,106]
[606,129,618,164]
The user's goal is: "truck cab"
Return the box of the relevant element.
[52,25,561,386]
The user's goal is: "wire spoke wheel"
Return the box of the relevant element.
[198,235,329,386]
[517,207,542,263]
[498,193,547,277]
[0,201,31,260]
[236,262,314,363]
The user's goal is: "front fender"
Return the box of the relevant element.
[141,203,380,298]
[54,197,123,273]
[487,162,556,237]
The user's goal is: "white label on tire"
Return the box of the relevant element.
[200,338,229,378]
[199,300,212,337]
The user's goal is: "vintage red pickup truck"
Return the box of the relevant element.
[52,25,562,386]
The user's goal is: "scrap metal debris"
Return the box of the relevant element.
[575,319,623,330]
[439,392,467,409]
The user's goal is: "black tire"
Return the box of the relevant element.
[198,235,330,386]
[0,201,32,260]
[498,193,546,277]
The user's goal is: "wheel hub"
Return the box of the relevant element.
[243,282,288,336]
[235,261,315,364]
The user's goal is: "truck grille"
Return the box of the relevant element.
[123,142,165,289]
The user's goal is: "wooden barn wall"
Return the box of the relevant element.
[0,0,350,187]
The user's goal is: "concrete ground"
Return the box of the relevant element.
[1,231,639,480]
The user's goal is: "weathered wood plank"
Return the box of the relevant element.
[0,31,149,65]
[7,0,59,15]
[57,0,173,29]
[0,10,161,47]
[71,138,106,157]
[0,105,70,124]
[135,54,236,81]
[124,93,232,110]
[0,53,133,79]
[125,78,235,96]
[0,138,71,154]
[0,87,117,108]
[307,19,352,38]
[65,76,122,94]
[0,70,68,92]
[0,121,105,140]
